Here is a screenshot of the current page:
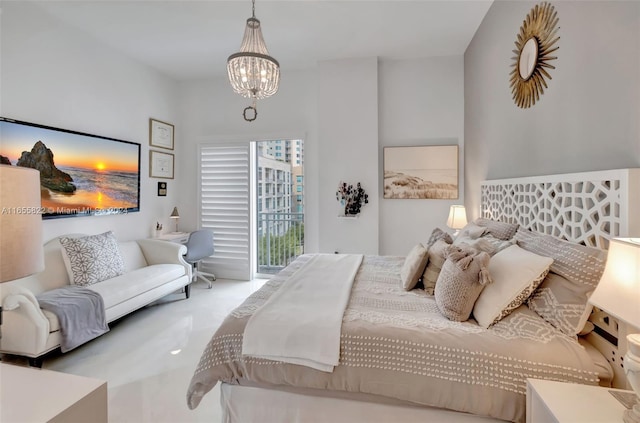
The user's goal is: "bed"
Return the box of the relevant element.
[186,169,639,422]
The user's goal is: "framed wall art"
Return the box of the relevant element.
[383,145,458,199]
[149,118,174,150]
[0,117,141,219]
[149,150,174,179]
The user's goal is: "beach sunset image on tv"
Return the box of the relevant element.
[0,118,140,218]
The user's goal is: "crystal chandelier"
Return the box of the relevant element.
[227,0,280,122]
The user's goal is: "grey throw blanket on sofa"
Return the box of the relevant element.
[37,286,109,352]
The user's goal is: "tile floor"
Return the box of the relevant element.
[5,278,266,423]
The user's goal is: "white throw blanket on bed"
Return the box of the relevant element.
[242,254,363,372]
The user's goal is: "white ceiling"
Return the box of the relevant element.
[33,0,493,82]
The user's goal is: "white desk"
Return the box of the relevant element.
[156,231,190,244]
[0,363,107,423]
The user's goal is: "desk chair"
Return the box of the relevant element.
[183,229,216,288]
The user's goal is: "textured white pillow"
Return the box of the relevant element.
[60,231,125,286]
[473,245,553,328]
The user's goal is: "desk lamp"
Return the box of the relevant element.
[170,207,180,233]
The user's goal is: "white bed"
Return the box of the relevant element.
[187,168,639,423]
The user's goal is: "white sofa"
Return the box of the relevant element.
[0,235,192,365]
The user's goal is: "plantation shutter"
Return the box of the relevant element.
[199,144,251,280]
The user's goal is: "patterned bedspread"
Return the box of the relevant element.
[186,255,600,422]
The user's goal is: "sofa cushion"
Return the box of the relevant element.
[87,264,186,309]
[60,231,125,286]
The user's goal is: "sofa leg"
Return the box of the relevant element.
[185,284,191,299]
[28,357,43,368]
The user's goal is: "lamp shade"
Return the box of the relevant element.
[170,207,179,218]
[446,205,468,230]
[589,238,640,328]
[0,165,44,282]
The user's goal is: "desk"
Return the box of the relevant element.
[156,232,190,244]
[0,363,108,423]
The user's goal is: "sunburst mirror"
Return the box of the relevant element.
[509,2,560,108]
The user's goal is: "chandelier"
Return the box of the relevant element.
[227,0,280,122]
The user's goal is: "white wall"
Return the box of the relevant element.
[318,58,379,254]
[1,2,181,242]
[464,1,640,220]
[378,56,465,255]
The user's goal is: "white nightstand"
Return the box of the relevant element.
[526,378,633,423]
[0,363,107,422]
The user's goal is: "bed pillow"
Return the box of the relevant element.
[401,243,429,291]
[514,228,607,336]
[60,231,125,286]
[425,227,453,248]
[422,238,451,295]
[435,246,491,322]
[473,245,553,328]
[474,218,519,240]
[455,222,486,241]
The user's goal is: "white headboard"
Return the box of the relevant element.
[481,168,640,248]
[480,168,640,388]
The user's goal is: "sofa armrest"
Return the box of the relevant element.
[1,289,51,355]
[136,239,191,279]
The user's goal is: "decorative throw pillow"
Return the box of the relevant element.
[435,246,492,322]
[425,227,453,248]
[481,234,516,254]
[422,238,452,295]
[473,245,553,328]
[59,231,125,286]
[454,237,497,256]
[514,228,607,336]
[474,218,519,240]
[401,243,429,291]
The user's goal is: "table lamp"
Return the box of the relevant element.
[170,207,180,233]
[446,205,468,237]
[0,165,45,337]
[589,238,640,423]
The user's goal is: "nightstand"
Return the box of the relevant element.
[526,378,633,423]
[0,363,107,422]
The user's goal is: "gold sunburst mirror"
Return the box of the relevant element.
[509,2,560,108]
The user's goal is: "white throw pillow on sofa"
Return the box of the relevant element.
[59,231,125,286]
[473,245,553,328]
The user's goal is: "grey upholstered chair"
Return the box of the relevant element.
[183,229,216,288]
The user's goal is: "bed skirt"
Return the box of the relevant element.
[220,383,502,423]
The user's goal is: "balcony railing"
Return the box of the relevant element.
[257,212,304,274]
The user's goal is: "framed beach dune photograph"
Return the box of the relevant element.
[383,145,458,199]
[0,117,141,219]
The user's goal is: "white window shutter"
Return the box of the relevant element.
[199,144,251,280]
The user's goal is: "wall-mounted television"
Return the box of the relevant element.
[0,117,141,219]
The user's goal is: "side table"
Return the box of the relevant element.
[527,378,633,423]
[0,363,107,422]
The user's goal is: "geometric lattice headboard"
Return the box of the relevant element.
[481,168,640,249]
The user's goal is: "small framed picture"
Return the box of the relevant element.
[157,181,167,196]
[150,150,174,179]
[149,118,174,150]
